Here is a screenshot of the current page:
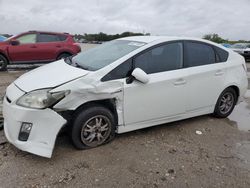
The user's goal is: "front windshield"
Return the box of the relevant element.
[231,43,249,49]
[71,40,146,71]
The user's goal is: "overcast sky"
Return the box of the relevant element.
[0,0,249,40]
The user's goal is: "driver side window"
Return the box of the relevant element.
[134,42,183,74]
[16,34,36,44]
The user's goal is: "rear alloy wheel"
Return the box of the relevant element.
[71,106,116,149]
[213,88,237,118]
[0,55,8,71]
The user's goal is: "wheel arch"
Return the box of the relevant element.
[56,51,73,59]
[213,85,240,118]
[73,98,119,125]
[227,85,239,98]
[56,98,119,140]
[219,85,240,104]
[224,84,239,96]
[0,52,9,64]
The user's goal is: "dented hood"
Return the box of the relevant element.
[14,60,89,92]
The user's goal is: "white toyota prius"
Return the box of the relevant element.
[3,36,248,158]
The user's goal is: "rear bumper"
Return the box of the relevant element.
[3,96,66,158]
[238,74,249,104]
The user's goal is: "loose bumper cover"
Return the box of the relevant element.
[3,84,66,158]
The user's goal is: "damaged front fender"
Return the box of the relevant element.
[51,79,125,126]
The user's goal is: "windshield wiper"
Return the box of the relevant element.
[74,62,89,70]
[64,57,89,70]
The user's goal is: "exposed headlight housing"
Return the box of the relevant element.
[16,89,70,109]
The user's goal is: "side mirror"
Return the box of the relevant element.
[131,68,149,84]
[10,40,20,46]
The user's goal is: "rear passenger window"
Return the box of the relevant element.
[37,34,60,42]
[184,42,216,67]
[58,35,67,41]
[214,46,229,62]
[134,42,183,74]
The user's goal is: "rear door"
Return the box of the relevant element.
[183,41,226,112]
[35,33,64,60]
[8,33,38,62]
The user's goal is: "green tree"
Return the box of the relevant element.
[74,32,150,42]
[203,34,228,43]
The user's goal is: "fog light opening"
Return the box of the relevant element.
[18,122,33,141]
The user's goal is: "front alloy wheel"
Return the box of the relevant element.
[81,115,111,147]
[71,105,116,149]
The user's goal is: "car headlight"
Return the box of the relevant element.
[16,89,70,109]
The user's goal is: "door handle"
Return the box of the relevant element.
[215,70,224,76]
[30,45,37,48]
[174,78,186,86]
[56,45,62,48]
[110,89,123,94]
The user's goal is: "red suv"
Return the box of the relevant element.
[0,31,81,71]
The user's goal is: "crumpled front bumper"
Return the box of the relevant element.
[3,84,67,158]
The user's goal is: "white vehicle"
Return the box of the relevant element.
[3,36,248,158]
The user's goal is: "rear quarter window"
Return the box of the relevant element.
[214,47,229,62]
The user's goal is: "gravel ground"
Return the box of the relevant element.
[0,53,250,187]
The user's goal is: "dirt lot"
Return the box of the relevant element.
[0,53,250,187]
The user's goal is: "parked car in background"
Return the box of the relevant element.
[0,31,81,71]
[77,38,88,43]
[230,43,250,61]
[221,43,231,48]
[0,35,7,42]
[3,36,248,158]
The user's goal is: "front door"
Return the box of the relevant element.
[8,33,39,62]
[123,42,187,126]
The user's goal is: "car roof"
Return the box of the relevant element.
[27,31,70,35]
[117,35,213,44]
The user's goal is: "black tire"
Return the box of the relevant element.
[0,54,8,71]
[57,53,72,60]
[213,88,237,118]
[71,105,116,150]
[0,122,3,131]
